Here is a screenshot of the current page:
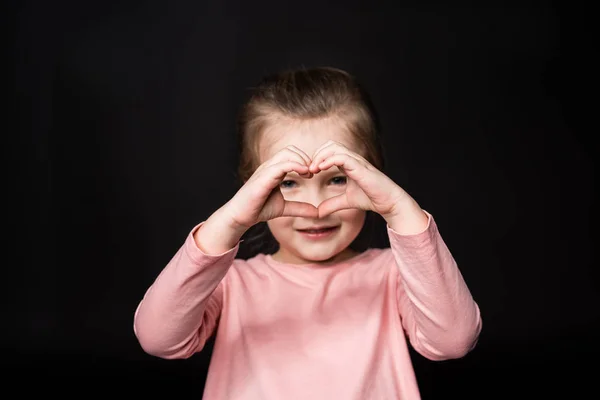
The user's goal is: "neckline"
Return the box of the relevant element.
[262,249,374,270]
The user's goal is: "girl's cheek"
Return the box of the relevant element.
[327,185,347,195]
[281,188,301,201]
[337,208,366,223]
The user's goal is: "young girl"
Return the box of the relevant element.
[133,67,482,399]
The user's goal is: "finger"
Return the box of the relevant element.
[317,194,352,218]
[282,201,319,218]
[266,147,307,167]
[311,140,337,159]
[309,141,339,172]
[268,147,313,178]
[263,161,310,188]
[310,142,364,174]
[285,146,314,178]
[286,145,312,167]
[317,153,365,181]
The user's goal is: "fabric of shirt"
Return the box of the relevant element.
[134,212,482,399]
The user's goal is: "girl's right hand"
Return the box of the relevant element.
[194,146,317,255]
[224,145,319,230]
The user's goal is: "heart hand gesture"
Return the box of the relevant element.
[223,140,427,238]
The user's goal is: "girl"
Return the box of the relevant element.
[133,67,482,399]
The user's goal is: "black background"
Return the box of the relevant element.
[8,1,597,398]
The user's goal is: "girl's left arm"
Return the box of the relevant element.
[385,200,482,361]
[310,140,482,360]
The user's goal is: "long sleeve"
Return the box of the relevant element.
[133,223,239,359]
[390,213,482,361]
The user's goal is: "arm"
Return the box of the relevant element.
[134,147,318,358]
[307,140,481,360]
[133,206,246,359]
[387,205,482,361]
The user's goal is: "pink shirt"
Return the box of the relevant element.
[134,213,482,399]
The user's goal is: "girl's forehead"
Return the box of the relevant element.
[259,117,358,161]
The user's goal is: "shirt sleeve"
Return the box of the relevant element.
[133,222,239,359]
[390,211,482,361]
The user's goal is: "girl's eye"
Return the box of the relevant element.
[280,180,297,189]
[330,176,347,185]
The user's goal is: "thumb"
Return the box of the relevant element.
[282,201,319,218]
[317,195,351,218]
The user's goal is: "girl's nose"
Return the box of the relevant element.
[303,188,327,208]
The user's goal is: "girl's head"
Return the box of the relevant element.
[238,67,383,182]
[237,66,385,263]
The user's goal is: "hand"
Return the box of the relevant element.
[224,146,319,230]
[309,141,409,221]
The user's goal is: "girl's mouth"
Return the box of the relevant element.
[297,226,339,239]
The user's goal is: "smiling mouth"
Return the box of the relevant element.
[297,226,339,235]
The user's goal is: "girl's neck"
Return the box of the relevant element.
[270,247,360,266]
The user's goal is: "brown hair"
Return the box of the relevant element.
[236,66,384,183]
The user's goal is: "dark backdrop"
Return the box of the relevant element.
[8,1,596,398]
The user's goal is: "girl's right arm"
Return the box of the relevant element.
[133,146,316,359]
[132,207,245,359]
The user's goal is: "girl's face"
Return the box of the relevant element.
[259,115,366,265]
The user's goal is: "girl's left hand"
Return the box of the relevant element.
[309,140,409,220]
